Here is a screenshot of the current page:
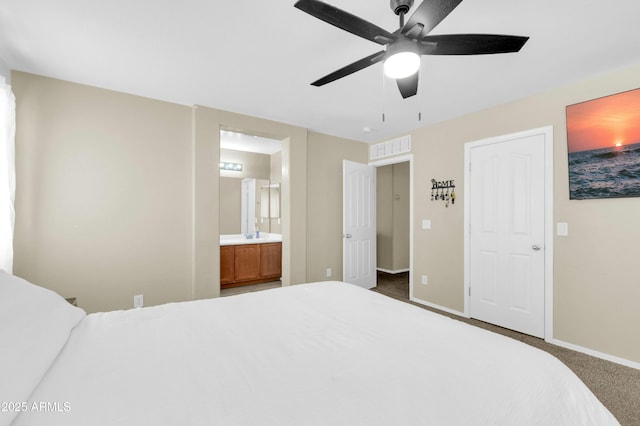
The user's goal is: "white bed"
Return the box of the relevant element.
[1,271,618,425]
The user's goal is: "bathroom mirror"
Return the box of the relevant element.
[261,182,280,220]
[220,177,271,234]
[219,129,282,236]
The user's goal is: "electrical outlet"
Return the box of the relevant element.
[326,268,332,277]
[421,275,428,285]
[133,294,143,309]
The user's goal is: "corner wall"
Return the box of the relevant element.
[411,64,640,364]
[306,132,368,283]
[11,72,312,311]
[12,72,193,313]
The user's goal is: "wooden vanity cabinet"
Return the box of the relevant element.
[260,243,282,278]
[220,246,235,285]
[221,242,282,288]
[234,245,261,282]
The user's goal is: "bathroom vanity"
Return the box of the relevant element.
[220,234,282,288]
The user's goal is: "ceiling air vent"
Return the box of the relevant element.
[369,135,411,160]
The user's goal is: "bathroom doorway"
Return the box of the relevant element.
[219,130,284,295]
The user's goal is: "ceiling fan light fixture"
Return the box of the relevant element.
[383,51,420,79]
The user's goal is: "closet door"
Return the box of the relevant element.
[468,131,546,338]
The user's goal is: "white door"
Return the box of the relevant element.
[469,133,545,337]
[343,160,376,289]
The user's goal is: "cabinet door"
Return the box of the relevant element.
[260,243,282,279]
[220,246,235,285]
[234,244,261,282]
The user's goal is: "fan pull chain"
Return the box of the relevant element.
[381,65,386,124]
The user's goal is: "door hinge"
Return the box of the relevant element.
[468,287,471,297]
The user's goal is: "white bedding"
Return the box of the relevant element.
[8,280,618,425]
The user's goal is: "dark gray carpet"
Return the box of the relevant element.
[373,271,640,426]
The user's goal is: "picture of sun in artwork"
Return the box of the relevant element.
[566,88,640,199]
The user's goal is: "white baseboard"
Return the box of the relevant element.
[410,297,640,371]
[548,338,640,371]
[409,295,467,318]
[377,267,410,274]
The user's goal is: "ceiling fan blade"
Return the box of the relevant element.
[294,0,396,45]
[402,0,463,39]
[396,72,419,99]
[311,50,386,87]
[419,34,529,55]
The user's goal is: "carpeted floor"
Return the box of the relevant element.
[373,271,640,426]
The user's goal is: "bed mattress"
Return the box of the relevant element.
[11,281,618,425]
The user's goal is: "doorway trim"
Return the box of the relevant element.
[369,153,414,299]
[463,126,554,341]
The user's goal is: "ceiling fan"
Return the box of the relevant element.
[294,0,529,99]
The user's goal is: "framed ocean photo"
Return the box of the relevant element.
[566,88,640,200]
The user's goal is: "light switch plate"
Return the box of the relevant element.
[557,222,568,236]
[422,219,432,230]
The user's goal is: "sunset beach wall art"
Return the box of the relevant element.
[566,88,640,200]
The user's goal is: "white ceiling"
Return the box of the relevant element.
[1,0,639,143]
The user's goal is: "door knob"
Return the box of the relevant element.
[531,244,541,251]
[342,234,352,239]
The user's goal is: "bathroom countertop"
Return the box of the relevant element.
[220,233,282,246]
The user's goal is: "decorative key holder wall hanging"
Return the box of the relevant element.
[430,179,455,207]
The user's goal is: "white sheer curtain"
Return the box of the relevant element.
[0,76,16,273]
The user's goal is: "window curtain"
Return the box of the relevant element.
[0,76,16,273]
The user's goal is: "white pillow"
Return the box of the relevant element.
[0,270,85,425]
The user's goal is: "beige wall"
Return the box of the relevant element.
[191,106,220,300]
[306,132,368,283]
[392,162,410,270]
[10,64,640,364]
[12,72,193,313]
[269,151,282,234]
[377,165,393,269]
[411,64,640,363]
[12,72,314,311]
[219,148,270,180]
[218,177,242,234]
[377,162,410,272]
